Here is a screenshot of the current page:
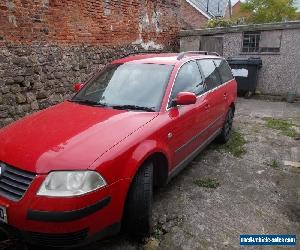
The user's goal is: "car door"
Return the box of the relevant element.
[165,60,211,168]
[214,59,235,109]
[197,59,224,133]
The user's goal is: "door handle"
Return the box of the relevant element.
[204,103,210,110]
[224,93,228,99]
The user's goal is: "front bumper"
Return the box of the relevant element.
[0,221,121,247]
[0,175,131,246]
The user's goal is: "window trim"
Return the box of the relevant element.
[241,31,282,55]
[74,62,174,112]
[166,57,227,112]
[197,58,222,91]
[166,59,205,110]
[242,31,261,53]
[212,59,234,85]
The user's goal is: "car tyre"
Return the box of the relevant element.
[123,161,153,238]
[218,107,234,144]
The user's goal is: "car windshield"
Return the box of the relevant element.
[72,63,173,112]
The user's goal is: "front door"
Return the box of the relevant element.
[165,60,211,168]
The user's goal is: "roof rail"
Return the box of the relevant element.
[177,51,220,60]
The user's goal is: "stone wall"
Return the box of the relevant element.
[222,30,300,96]
[180,22,300,97]
[0,0,180,127]
[0,44,159,127]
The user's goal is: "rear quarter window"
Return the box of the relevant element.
[214,59,234,84]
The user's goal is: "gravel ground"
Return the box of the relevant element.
[3,98,300,250]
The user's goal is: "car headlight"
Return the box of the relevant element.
[37,171,107,197]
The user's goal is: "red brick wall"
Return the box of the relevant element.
[232,1,242,17]
[0,0,179,48]
[180,0,208,30]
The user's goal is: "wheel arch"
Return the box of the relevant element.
[129,150,170,188]
[229,102,235,113]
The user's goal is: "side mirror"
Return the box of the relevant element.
[74,82,85,92]
[173,92,197,106]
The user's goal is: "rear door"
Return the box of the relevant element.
[213,59,235,109]
[197,59,224,132]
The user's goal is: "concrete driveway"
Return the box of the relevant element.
[2,98,300,250]
[85,98,300,250]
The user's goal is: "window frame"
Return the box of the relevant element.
[73,63,174,112]
[165,58,233,112]
[213,59,234,85]
[166,59,206,109]
[196,59,222,91]
[242,31,261,53]
[241,31,281,54]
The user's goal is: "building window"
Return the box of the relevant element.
[242,31,282,53]
[242,32,260,53]
[259,31,282,53]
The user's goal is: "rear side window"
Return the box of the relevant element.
[169,61,204,102]
[197,59,221,90]
[214,59,234,84]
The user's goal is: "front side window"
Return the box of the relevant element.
[169,61,204,105]
[72,63,173,112]
[197,59,221,91]
[214,59,234,84]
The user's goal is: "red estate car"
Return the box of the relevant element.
[0,52,237,247]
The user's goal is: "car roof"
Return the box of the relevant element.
[111,53,222,65]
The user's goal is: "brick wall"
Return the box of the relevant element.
[0,0,179,47]
[180,0,208,30]
[0,0,180,127]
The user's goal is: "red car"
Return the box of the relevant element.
[0,52,237,247]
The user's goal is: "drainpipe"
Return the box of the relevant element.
[228,0,232,18]
[207,0,210,12]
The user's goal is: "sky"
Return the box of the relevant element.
[232,0,240,5]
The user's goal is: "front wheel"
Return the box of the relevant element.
[123,161,153,238]
[218,107,234,143]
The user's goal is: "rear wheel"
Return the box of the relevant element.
[218,107,234,143]
[123,161,153,238]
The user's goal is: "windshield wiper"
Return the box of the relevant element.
[70,99,107,107]
[111,105,155,112]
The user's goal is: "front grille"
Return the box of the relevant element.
[25,229,88,246]
[0,162,35,201]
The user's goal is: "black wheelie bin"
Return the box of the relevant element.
[227,57,262,98]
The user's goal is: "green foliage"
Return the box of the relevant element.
[207,18,237,28]
[193,178,220,188]
[265,159,280,168]
[263,117,298,138]
[210,130,247,157]
[240,0,297,23]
